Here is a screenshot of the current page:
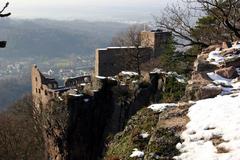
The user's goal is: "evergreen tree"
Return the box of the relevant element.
[159,37,176,71]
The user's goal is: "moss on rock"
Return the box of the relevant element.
[105,108,159,160]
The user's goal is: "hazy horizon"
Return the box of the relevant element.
[2,0,176,22]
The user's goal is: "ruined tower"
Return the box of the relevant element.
[141,29,172,57]
[32,65,66,109]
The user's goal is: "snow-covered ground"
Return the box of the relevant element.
[175,93,240,160]
[173,42,240,159]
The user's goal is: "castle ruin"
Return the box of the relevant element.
[31,64,118,160]
[32,29,172,110]
[95,29,172,76]
[31,65,91,108]
[31,29,173,159]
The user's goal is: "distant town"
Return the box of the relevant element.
[0,55,94,80]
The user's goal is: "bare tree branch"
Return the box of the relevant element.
[156,0,240,48]
[0,2,11,17]
[155,2,209,47]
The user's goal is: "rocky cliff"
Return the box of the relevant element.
[35,70,186,160]
[36,78,117,160]
[104,41,240,160]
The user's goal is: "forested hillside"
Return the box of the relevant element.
[0,19,128,58]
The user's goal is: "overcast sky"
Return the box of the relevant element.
[2,0,175,21]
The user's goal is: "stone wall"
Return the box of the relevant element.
[95,30,172,77]
[95,47,152,76]
[32,65,60,109]
[64,75,91,88]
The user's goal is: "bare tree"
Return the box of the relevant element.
[155,2,209,47]
[111,24,151,75]
[155,0,240,48]
[0,96,45,160]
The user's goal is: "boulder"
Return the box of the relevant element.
[184,71,222,100]
[198,85,222,99]
[194,59,218,72]
[184,84,222,101]
[215,66,238,79]
[189,71,212,85]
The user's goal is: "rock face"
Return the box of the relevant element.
[39,78,117,160]
[185,84,222,100]
[36,71,179,160]
[104,41,240,160]
[105,103,191,160]
[107,72,178,134]
[194,58,218,72]
[184,71,222,100]
[65,80,116,160]
[189,71,212,85]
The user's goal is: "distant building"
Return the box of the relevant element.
[95,29,172,77]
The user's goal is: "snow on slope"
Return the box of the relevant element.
[207,41,240,65]
[207,72,240,95]
[174,93,240,160]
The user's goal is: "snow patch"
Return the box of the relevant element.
[80,83,86,86]
[148,103,177,112]
[176,77,186,83]
[207,72,232,83]
[140,132,150,139]
[58,96,63,101]
[150,68,166,74]
[120,71,138,76]
[69,93,83,97]
[96,75,106,79]
[130,148,144,158]
[207,51,224,65]
[207,72,240,95]
[84,98,90,102]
